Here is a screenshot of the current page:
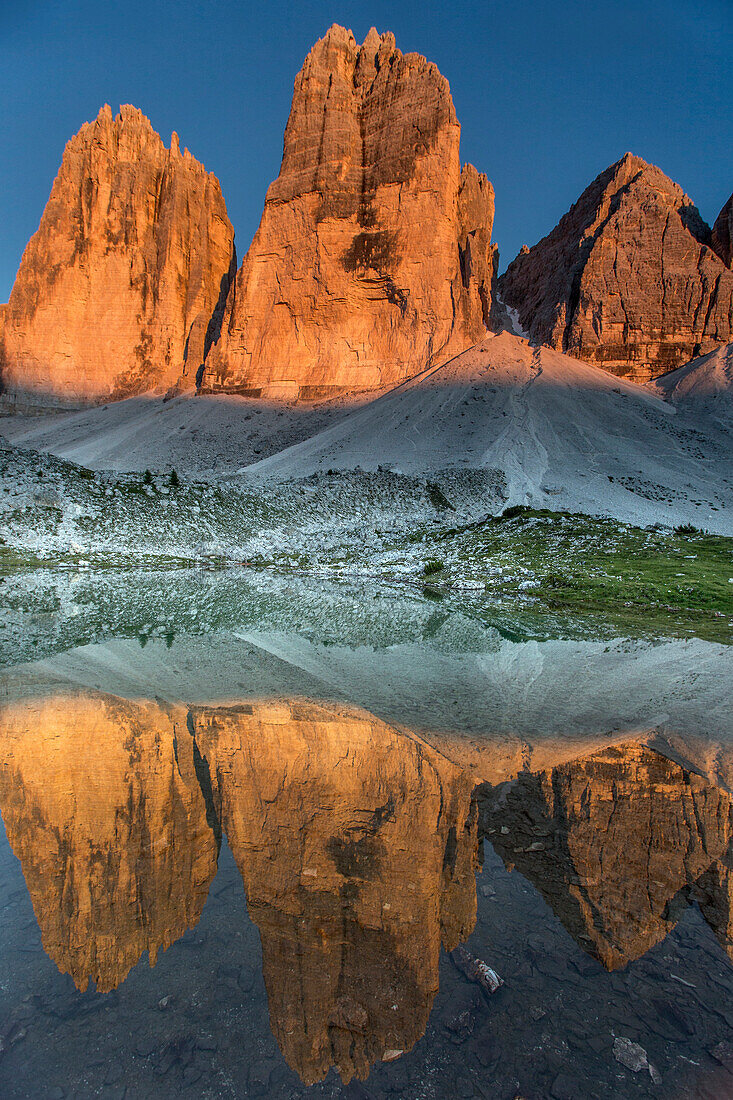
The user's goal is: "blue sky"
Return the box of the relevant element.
[1,0,731,301]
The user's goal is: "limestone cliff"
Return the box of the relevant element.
[0,105,235,406]
[0,690,481,1084]
[192,700,480,1084]
[203,25,496,400]
[483,741,733,968]
[0,694,219,992]
[498,154,733,381]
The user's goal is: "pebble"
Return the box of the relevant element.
[196,1035,218,1052]
[156,1047,178,1076]
[248,1059,274,1091]
[134,1038,157,1058]
[711,1040,733,1070]
[238,964,255,992]
[551,1071,588,1099]
[613,1035,650,1074]
[445,1009,474,1042]
[382,1048,403,1061]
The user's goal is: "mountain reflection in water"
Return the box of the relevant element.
[0,692,732,1087]
[0,694,479,1084]
[480,742,733,969]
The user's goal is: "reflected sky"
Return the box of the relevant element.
[1,649,732,1097]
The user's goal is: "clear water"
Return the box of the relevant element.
[0,578,731,1099]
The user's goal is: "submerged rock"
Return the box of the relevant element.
[451,944,503,995]
[613,1036,660,1083]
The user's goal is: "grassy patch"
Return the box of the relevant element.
[0,546,52,574]
[0,547,200,577]
[414,509,733,643]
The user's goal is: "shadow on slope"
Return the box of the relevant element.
[242,333,732,533]
[0,391,361,475]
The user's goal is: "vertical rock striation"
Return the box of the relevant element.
[483,741,733,968]
[193,700,480,1084]
[0,105,236,407]
[0,688,481,1083]
[0,694,219,992]
[203,25,496,400]
[498,154,733,381]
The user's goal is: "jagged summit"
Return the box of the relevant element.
[202,25,497,400]
[498,153,733,382]
[0,104,236,407]
[267,24,457,206]
[3,41,729,411]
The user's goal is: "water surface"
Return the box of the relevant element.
[0,587,732,1098]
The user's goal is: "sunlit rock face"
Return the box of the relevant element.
[0,691,481,1084]
[203,25,496,401]
[192,700,480,1084]
[0,105,236,407]
[0,694,219,991]
[498,154,733,381]
[483,741,733,968]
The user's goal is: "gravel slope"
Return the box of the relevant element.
[246,332,733,533]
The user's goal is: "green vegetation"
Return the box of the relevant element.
[0,546,198,577]
[675,522,706,536]
[497,504,529,521]
[0,546,52,574]
[2,436,731,647]
[412,509,733,643]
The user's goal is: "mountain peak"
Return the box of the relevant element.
[498,155,732,381]
[0,105,235,406]
[202,26,495,401]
